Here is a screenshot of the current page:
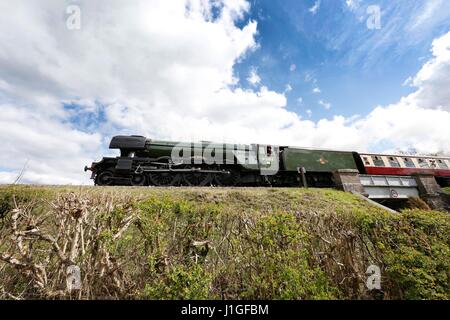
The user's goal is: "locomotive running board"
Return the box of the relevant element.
[136,167,230,175]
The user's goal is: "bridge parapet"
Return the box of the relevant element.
[360,175,419,200]
[332,169,366,195]
[413,174,449,212]
[413,173,442,196]
[333,170,449,212]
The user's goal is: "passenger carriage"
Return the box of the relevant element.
[359,153,450,187]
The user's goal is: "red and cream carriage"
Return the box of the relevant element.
[359,153,450,186]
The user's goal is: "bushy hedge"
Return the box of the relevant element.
[0,186,448,300]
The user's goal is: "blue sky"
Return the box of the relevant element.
[0,0,449,184]
[235,0,449,120]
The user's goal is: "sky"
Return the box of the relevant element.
[0,0,449,184]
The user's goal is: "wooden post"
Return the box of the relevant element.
[298,167,308,188]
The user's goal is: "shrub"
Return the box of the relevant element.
[0,186,448,300]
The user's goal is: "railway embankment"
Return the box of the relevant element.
[0,185,449,300]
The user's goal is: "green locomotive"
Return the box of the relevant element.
[85,135,364,187]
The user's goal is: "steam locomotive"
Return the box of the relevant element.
[85,135,450,187]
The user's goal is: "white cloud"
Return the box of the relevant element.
[247,67,261,86]
[355,102,450,153]
[0,104,102,184]
[402,76,413,87]
[318,100,331,110]
[332,2,450,67]
[408,0,448,31]
[306,109,312,117]
[284,84,293,93]
[0,0,266,184]
[309,1,321,15]
[312,87,321,94]
[349,30,450,153]
[0,1,449,184]
[345,0,360,11]
[304,71,317,83]
[407,31,450,111]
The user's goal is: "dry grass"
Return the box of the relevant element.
[0,185,449,300]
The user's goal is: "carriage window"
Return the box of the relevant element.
[429,159,437,168]
[403,158,415,168]
[437,160,448,169]
[363,157,371,166]
[388,157,400,167]
[418,159,429,168]
[266,146,272,156]
[372,156,385,167]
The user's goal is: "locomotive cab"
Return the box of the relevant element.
[109,135,149,157]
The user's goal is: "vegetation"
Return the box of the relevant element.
[0,185,449,300]
[443,187,450,195]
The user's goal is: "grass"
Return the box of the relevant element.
[443,187,450,195]
[0,185,449,300]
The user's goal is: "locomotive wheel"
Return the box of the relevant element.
[148,172,178,186]
[182,171,212,187]
[130,174,147,186]
[96,170,114,186]
[214,168,240,186]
